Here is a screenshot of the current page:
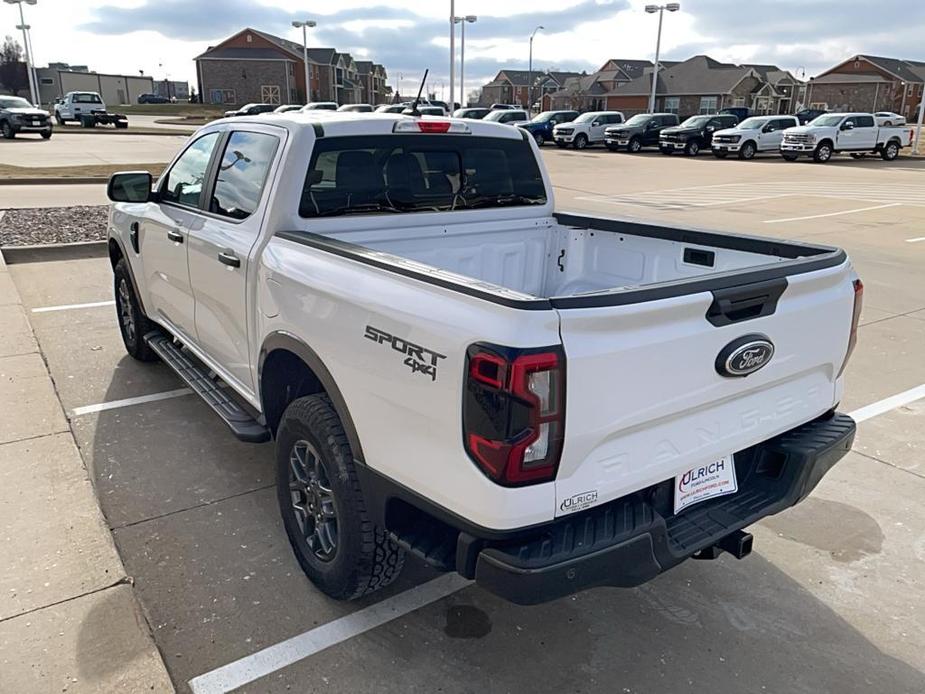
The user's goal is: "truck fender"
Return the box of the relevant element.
[257,331,365,461]
[107,236,148,316]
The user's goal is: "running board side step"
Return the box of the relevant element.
[144,332,271,443]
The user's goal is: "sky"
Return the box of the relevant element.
[3,0,923,101]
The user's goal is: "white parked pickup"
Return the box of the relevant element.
[104,111,861,605]
[711,115,798,160]
[553,111,624,149]
[780,112,913,162]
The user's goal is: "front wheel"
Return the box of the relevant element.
[54,113,64,125]
[880,142,900,161]
[573,134,588,150]
[276,395,405,600]
[738,141,757,160]
[40,131,52,140]
[684,140,700,156]
[114,259,159,362]
[1,121,14,139]
[813,143,833,163]
[628,137,642,153]
[533,132,545,147]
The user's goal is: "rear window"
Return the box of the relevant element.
[73,93,102,103]
[299,134,547,218]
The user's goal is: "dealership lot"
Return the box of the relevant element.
[5,149,925,693]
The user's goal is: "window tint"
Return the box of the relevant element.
[73,93,102,103]
[299,134,546,218]
[856,115,875,127]
[161,133,220,207]
[210,131,280,220]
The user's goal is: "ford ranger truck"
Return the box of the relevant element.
[780,112,913,162]
[105,112,861,605]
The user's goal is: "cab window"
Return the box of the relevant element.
[161,133,220,207]
[209,131,280,220]
[856,115,875,127]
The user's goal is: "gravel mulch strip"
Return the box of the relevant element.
[0,205,108,246]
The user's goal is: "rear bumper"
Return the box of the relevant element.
[472,412,855,604]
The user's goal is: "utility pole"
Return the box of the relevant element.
[449,0,455,113]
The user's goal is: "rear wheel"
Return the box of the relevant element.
[628,136,642,153]
[113,259,159,362]
[276,395,404,600]
[573,133,588,150]
[880,141,900,161]
[684,140,700,156]
[813,142,833,163]
[738,141,757,160]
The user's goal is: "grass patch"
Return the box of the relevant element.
[0,162,167,179]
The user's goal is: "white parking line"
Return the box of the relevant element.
[763,203,901,224]
[184,383,925,693]
[187,573,472,694]
[70,387,191,416]
[32,300,115,313]
[906,236,925,243]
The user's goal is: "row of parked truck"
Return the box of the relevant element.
[523,109,915,163]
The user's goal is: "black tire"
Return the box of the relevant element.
[573,133,588,150]
[781,152,799,161]
[880,141,900,161]
[40,131,52,140]
[1,121,14,139]
[738,141,757,160]
[115,121,129,130]
[712,150,728,159]
[660,146,673,155]
[628,136,642,153]
[533,132,545,147]
[813,142,833,163]
[684,140,700,156]
[113,258,159,362]
[55,113,64,125]
[276,395,405,600]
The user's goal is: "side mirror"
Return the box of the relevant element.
[591,121,600,127]
[108,171,154,203]
[842,121,855,131]
[762,124,774,133]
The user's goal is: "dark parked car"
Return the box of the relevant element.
[0,94,53,139]
[137,93,169,104]
[490,103,516,110]
[659,114,739,156]
[719,107,750,122]
[453,107,491,119]
[794,108,827,124]
[604,112,680,152]
[517,110,579,146]
[223,103,277,118]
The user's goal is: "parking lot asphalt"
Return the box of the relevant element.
[7,148,925,693]
[0,133,185,168]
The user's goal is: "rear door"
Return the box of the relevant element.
[186,126,283,392]
[853,115,877,149]
[553,262,856,516]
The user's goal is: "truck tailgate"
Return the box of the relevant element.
[554,261,855,516]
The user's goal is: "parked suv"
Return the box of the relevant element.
[659,113,739,156]
[0,94,52,139]
[517,110,579,146]
[553,111,624,149]
[604,113,679,152]
[711,115,798,159]
[483,109,529,125]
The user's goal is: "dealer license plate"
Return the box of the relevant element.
[674,455,737,514]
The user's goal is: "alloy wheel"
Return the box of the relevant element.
[288,439,338,562]
[118,278,136,343]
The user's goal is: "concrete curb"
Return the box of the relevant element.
[0,240,109,264]
[0,245,175,692]
[0,177,109,185]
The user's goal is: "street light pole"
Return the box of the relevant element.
[528,25,543,111]
[5,0,39,105]
[645,3,680,115]
[449,0,455,114]
[453,15,476,109]
[292,20,317,104]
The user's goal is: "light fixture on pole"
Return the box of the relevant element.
[453,15,476,108]
[644,3,679,114]
[528,25,544,111]
[5,0,39,106]
[292,19,317,104]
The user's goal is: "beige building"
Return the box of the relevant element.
[36,66,153,107]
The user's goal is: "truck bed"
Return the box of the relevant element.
[283,212,845,308]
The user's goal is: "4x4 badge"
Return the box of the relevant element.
[715,334,774,378]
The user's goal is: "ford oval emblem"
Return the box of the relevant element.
[715,334,774,378]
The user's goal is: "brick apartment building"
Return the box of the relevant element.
[806,55,925,119]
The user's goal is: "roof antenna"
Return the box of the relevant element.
[409,69,429,116]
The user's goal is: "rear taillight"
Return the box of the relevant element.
[463,344,565,486]
[838,278,863,377]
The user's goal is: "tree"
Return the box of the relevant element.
[0,36,29,96]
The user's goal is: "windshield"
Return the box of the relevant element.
[811,115,846,126]
[737,118,767,130]
[623,114,651,126]
[73,93,102,103]
[532,112,560,123]
[484,110,519,121]
[0,96,33,109]
[300,134,547,218]
[680,116,711,128]
[574,113,600,123]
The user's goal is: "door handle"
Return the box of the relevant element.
[218,251,240,268]
[167,230,184,243]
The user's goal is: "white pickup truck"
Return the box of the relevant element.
[105,112,860,604]
[780,112,913,162]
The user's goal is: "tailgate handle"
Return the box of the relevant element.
[706,278,787,326]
